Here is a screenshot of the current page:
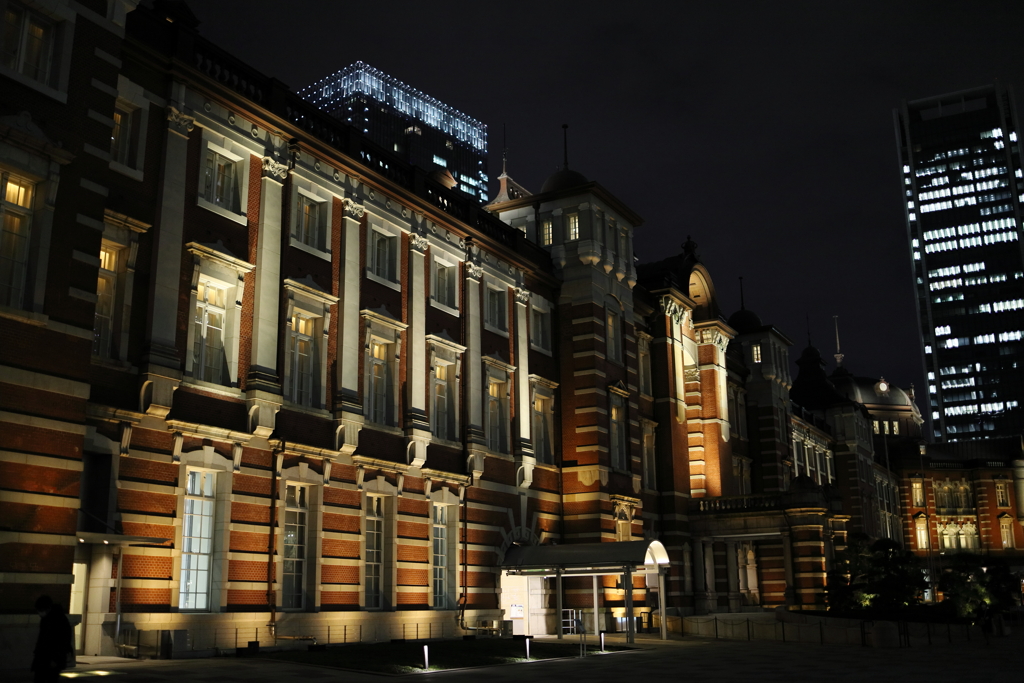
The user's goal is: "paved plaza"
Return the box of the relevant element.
[6,631,1019,683]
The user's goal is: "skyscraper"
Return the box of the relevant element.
[299,61,489,202]
[895,85,1024,441]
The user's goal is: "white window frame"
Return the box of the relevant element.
[638,333,652,397]
[197,130,250,225]
[282,278,337,411]
[362,307,406,428]
[540,218,553,246]
[566,212,579,241]
[282,483,309,610]
[1000,517,1015,549]
[183,242,254,390]
[483,355,514,455]
[431,504,451,609]
[751,343,762,364]
[431,254,459,314]
[530,296,553,354]
[0,171,35,310]
[0,0,73,102]
[911,480,924,507]
[609,388,629,471]
[179,469,217,611]
[92,243,118,359]
[484,282,508,335]
[289,173,334,259]
[109,76,151,181]
[361,485,397,611]
[996,481,1010,508]
[641,419,656,490]
[366,216,400,290]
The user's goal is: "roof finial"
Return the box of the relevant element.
[502,123,507,175]
[833,315,844,367]
[562,123,569,170]
[739,276,745,310]
[806,314,812,347]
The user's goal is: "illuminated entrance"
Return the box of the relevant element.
[499,540,670,643]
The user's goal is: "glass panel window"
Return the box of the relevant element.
[915,519,929,549]
[0,174,33,309]
[179,471,216,610]
[531,307,550,351]
[642,428,656,489]
[532,393,553,464]
[487,380,507,453]
[610,394,627,470]
[93,246,117,358]
[193,281,227,385]
[369,341,391,424]
[540,219,552,246]
[911,481,924,507]
[296,195,324,250]
[751,343,761,363]
[486,288,506,330]
[606,308,620,362]
[997,482,1010,507]
[2,5,53,84]
[435,261,455,308]
[371,230,395,281]
[639,349,652,395]
[203,149,239,212]
[110,106,133,167]
[433,363,451,440]
[283,484,307,609]
[365,496,384,609]
[566,213,579,241]
[432,504,448,608]
[287,314,315,406]
[1001,521,1014,549]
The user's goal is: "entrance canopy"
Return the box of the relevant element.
[502,540,669,576]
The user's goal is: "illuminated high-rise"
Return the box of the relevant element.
[895,85,1024,441]
[299,61,489,201]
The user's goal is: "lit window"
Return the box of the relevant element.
[192,281,227,385]
[368,340,393,425]
[486,379,508,453]
[283,484,307,609]
[540,219,553,246]
[485,287,506,331]
[610,393,628,470]
[873,420,879,434]
[93,245,118,358]
[365,495,385,609]
[915,517,929,550]
[996,482,1010,508]
[912,481,924,507]
[1001,519,1014,549]
[285,314,316,406]
[432,363,454,440]
[0,173,34,309]
[751,343,762,363]
[432,155,447,168]
[891,421,899,435]
[566,213,579,241]
[1,4,54,85]
[179,470,216,610]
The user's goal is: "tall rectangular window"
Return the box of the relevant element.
[371,229,396,281]
[1001,520,1014,549]
[566,213,579,241]
[642,427,656,489]
[193,281,227,385]
[283,484,307,609]
[912,481,924,507]
[179,471,215,610]
[2,4,54,84]
[606,309,620,362]
[915,518,929,550]
[365,495,384,609]
[432,504,448,608]
[996,482,1010,507]
[368,340,392,425]
[110,106,134,167]
[93,245,117,358]
[540,219,552,246]
[531,306,550,351]
[639,348,652,396]
[295,195,324,250]
[433,363,452,440]
[610,394,628,470]
[203,148,240,212]
[486,287,506,331]
[434,261,456,308]
[487,380,508,453]
[532,393,553,464]
[751,343,761,363]
[286,314,315,406]
[0,173,33,309]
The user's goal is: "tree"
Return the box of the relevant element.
[938,554,1021,618]
[827,535,927,613]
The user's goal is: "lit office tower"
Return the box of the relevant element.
[895,85,1024,441]
[299,61,489,202]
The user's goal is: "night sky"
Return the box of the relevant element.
[193,1,1024,404]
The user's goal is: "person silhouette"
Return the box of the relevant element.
[31,595,73,683]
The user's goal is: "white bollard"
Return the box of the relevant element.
[600,632,605,652]
[423,644,429,670]
[526,638,530,660]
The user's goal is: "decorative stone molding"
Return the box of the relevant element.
[660,296,689,326]
[261,156,288,180]
[513,287,531,305]
[166,106,195,136]
[232,442,243,472]
[410,234,429,254]
[465,261,485,280]
[119,422,132,457]
[697,328,729,353]
[684,368,701,383]
[342,197,365,218]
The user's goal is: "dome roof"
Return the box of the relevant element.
[541,167,588,194]
[829,373,915,407]
[727,308,763,334]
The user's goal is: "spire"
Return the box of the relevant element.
[501,123,507,176]
[739,276,745,310]
[485,123,531,206]
[682,235,698,258]
[806,314,812,347]
[833,315,844,367]
[562,123,569,169]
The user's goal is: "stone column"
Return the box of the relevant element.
[246,160,284,392]
[726,541,740,612]
[1013,460,1024,528]
[781,531,796,606]
[464,251,485,479]
[703,540,716,611]
[513,287,534,475]
[335,197,365,452]
[682,542,694,594]
[405,232,430,468]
